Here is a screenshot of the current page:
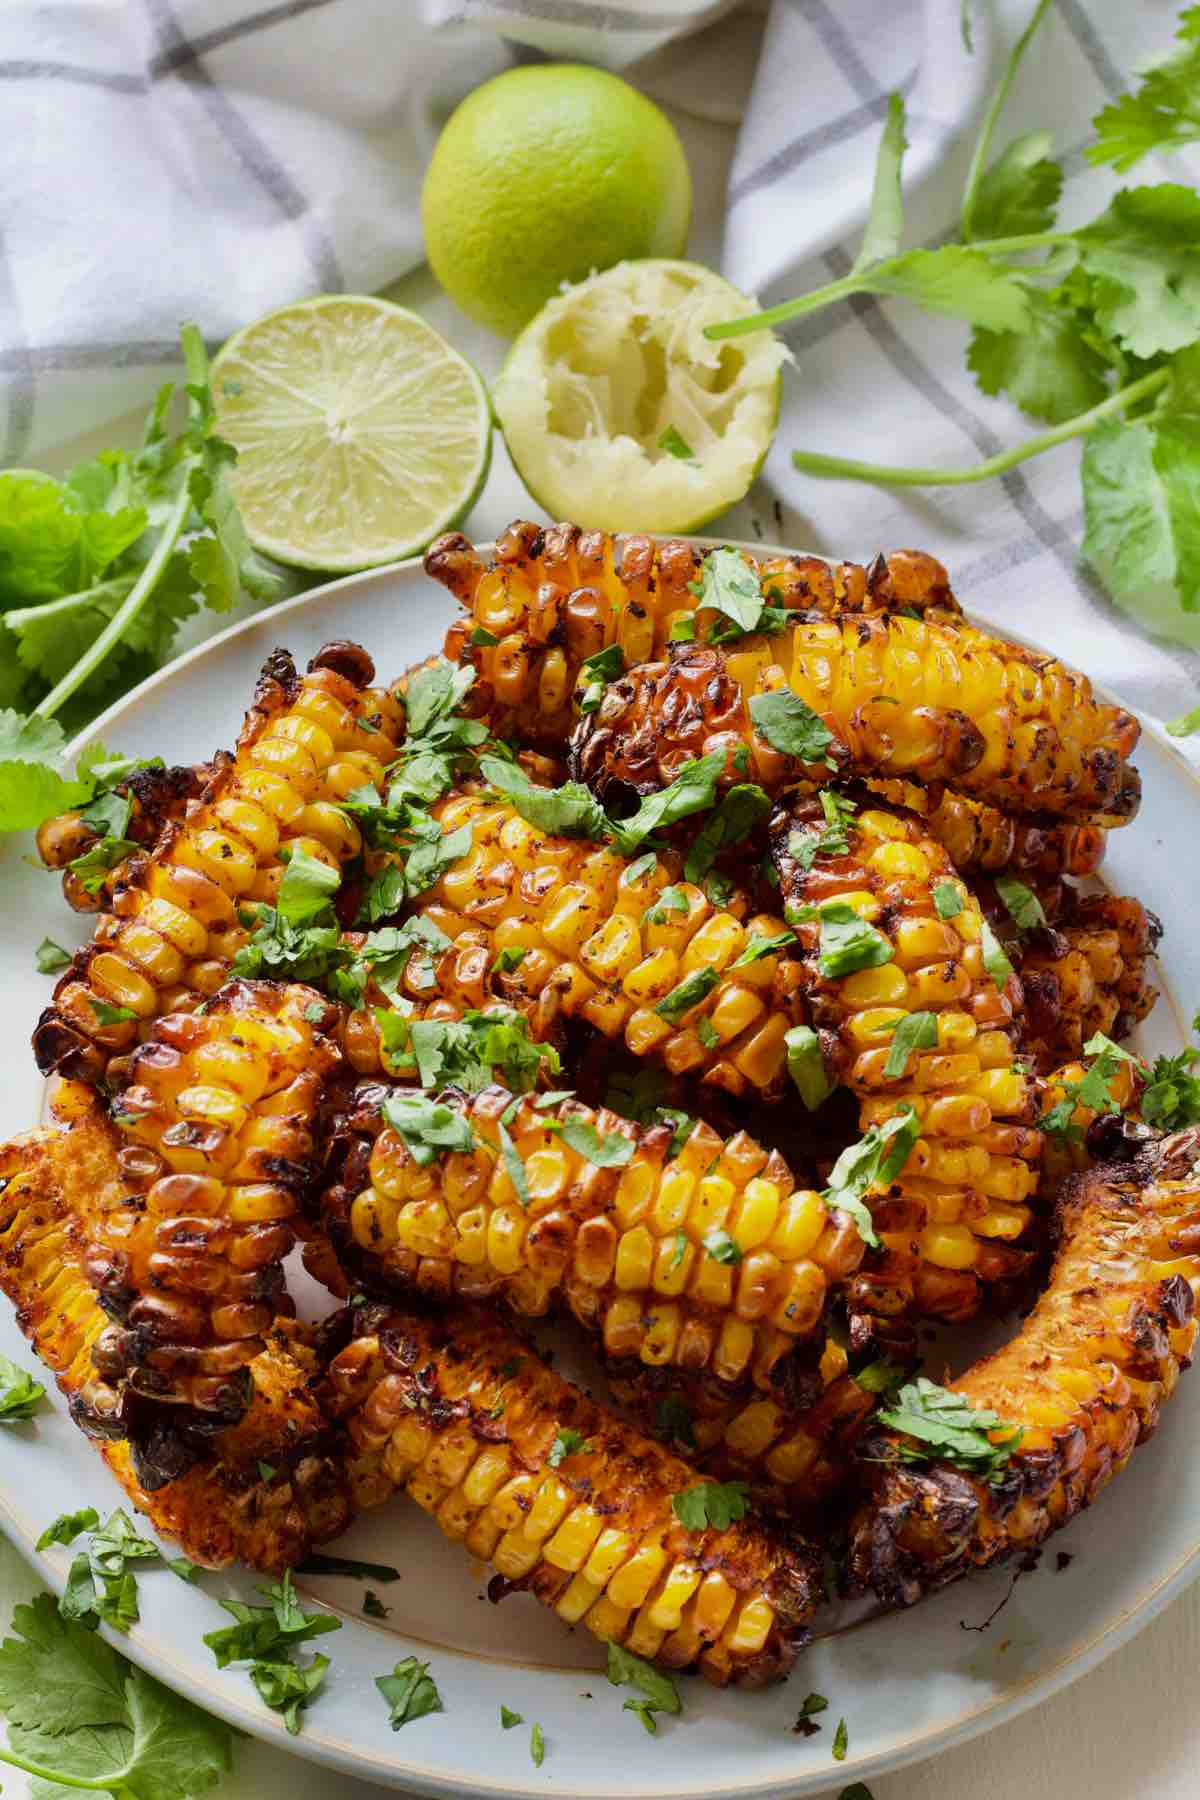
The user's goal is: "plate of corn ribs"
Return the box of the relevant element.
[0,524,1198,1797]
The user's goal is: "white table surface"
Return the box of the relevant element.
[4,91,1200,1800]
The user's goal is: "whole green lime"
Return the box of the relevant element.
[421,64,692,339]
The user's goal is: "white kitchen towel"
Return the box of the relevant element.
[1,0,1197,734]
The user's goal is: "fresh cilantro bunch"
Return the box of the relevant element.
[704,1,1200,641]
[0,1591,232,1797]
[0,324,283,833]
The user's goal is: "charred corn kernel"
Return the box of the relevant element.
[36,654,394,1088]
[765,1432,820,1485]
[643,1305,682,1363]
[615,1226,654,1291]
[920,1224,980,1270]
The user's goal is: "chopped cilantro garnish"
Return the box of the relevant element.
[34,937,71,974]
[749,689,836,764]
[881,1010,938,1079]
[658,425,695,460]
[994,874,1046,933]
[672,1480,750,1532]
[879,1376,1023,1480]
[932,879,964,919]
[703,1228,743,1266]
[822,1105,920,1247]
[548,1427,593,1468]
[785,1023,835,1110]
[377,1654,443,1730]
[654,966,720,1023]
[979,919,1015,989]
[559,1118,636,1168]
[500,1703,523,1729]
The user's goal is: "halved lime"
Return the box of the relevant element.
[211,295,492,572]
[492,260,787,534]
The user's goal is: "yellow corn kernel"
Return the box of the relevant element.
[556,1573,603,1625]
[614,1160,657,1229]
[650,1167,695,1234]
[691,1253,734,1310]
[726,1398,782,1459]
[708,985,766,1042]
[764,1431,820,1484]
[770,1259,826,1334]
[646,1564,701,1631]
[493,1528,542,1578]
[487,1473,538,1531]
[608,1543,666,1610]
[642,1304,682,1364]
[623,947,680,1004]
[713,1316,755,1382]
[692,1571,738,1640]
[522,1476,572,1543]
[625,1008,673,1056]
[691,1174,734,1239]
[919,1223,980,1269]
[582,1595,631,1644]
[461,1446,512,1507]
[615,1225,654,1291]
[730,1179,780,1250]
[486,1203,527,1276]
[652,1232,693,1296]
[581,914,643,984]
[841,963,910,1007]
[765,1190,827,1259]
[583,1527,633,1588]
[541,886,604,957]
[681,914,745,974]
[845,1007,907,1046]
[722,1596,773,1656]
[544,1505,605,1573]
[89,953,158,1017]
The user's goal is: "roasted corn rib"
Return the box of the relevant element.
[768,794,1043,1330]
[33,642,403,1086]
[0,1112,354,1560]
[849,1127,1200,1605]
[343,787,807,1100]
[325,1300,819,1684]
[609,1333,881,1521]
[1017,891,1161,1073]
[432,521,958,748]
[872,781,1108,881]
[320,1081,864,1389]
[571,630,1140,828]
[89,978,342,1421]
[38,759,210,913]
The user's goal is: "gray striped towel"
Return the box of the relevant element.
[1,0,1198,739]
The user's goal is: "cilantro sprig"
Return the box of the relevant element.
[0,325,282,833]
[879,1376,1023,1480]
[0,1592,233,1798]
[701,3,1200,638]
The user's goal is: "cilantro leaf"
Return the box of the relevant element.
[788,789,858,870]
[0,709,92,832]
[500,1704,523,1729]
[979,919,1015,989]
[853,92,907,272]
[34,937,72,974]
[608,751,728,855]
[969,288,1109,426]
[832,1716,849,1761]
[854,1358,907,1397]
[785,1024,835,1110]
[1073,186,1200,360]
[1082,413,1200,614]
[749,690,835,763]
[547,1427,593,1468]
[479,753,607,841]
[731,929,796,968]
[688,547,766,634]
[822,1106,921,1247]
[808,899,894,978]
[653,966,720,1024]
[703,1228,742,1266]
[275,847,341,927]
[251,1652,331,1735]
[0,1351,45,1421]
[1142,1046,1200,1130]
[994,875,1046,933]
[932,879,963,919]
[0,1591,233,1799]
[380,1090,475,1167]
[530,1722,546,1767]
[497,1119,533,1208]
[682,783,771,882]
[404,659,475,740]
[402,1008,560,1096]
[377,1655,443,1730]
[882,1010,938,1080]
[606,1640,682,1716]
[879,1375,1023,1479]
[1089,8,1200,171]
[559,1119,636,1168]
[672,1480,750,1532]
[970,129,1062,241]
[35,1507,99,1551]
[647,885,689,923]
[864,246,1031,332]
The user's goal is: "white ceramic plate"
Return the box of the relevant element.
[0,548,1197,1800]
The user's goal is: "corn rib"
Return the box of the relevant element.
[320,1082,860,1389]
[33,643,402,1086]
[431,521,958,748]
[571,629,1140,828]
[849,1127,1200,1604]
[326,1300,819,1684]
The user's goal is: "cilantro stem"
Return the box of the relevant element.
[32,476,192,720]
[959,0,1055,241]
[0,1740,130,1789]
[791,367,1169,486]
[702,229,1075,341]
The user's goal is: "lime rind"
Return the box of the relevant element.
[493,260,787,534]
[212,295,492,574]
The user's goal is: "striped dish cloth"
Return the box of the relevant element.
[1,0,1198,728]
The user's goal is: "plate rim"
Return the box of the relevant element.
[9,539,1198,1799]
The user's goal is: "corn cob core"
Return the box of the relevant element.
[33,644,403,1087]
[1018,893,1161,1073]
[850,1128,1200,1605]
[571,622,1140,828]
[342,788,807,1099]
[322,1082,866,1388]
[430,519,958,748]
[769,796,1043,1329]
[93,978,341,1418]
[325,1302,819,1685]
